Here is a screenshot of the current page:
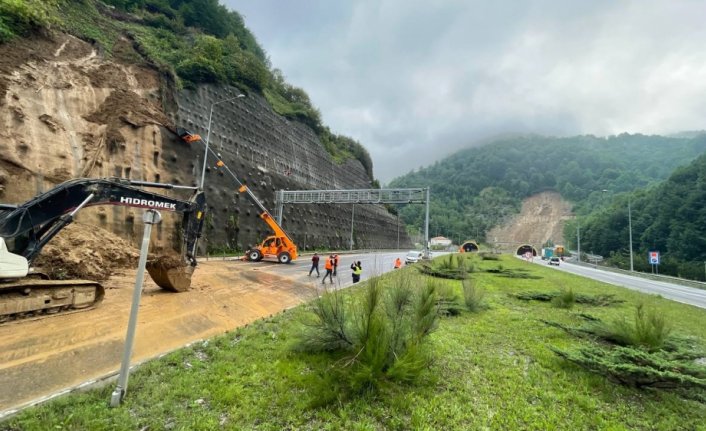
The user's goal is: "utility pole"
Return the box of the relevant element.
[349,204,355,251]
[423,187,430,258]
[628,196,634,272]
[576,222,581,263]
[200,94,245,190]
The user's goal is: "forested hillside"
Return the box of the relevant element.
[0,0,373,178]
[567,152,706,280]
[390,133,706,244]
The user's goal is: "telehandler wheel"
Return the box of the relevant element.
[248,249,263,261]
[277,252,292,264]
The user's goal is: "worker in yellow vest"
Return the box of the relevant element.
[352,261,362,283]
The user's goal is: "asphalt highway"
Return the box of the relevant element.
[538,259,706,309]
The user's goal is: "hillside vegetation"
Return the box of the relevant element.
[390,133,706,245]
[567,152,706,280]
[0,0,374,179]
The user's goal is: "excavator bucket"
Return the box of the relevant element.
[146,256,195,292]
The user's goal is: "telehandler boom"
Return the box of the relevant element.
[177,128,298,263]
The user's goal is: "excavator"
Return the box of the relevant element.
[0,177,206,322]
[177,128,298,264]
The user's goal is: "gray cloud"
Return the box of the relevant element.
[229,0,706,183]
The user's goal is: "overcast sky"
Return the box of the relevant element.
[227,1,706,183]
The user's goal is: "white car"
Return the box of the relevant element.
[405,250,424,264]
[548,257,561,266]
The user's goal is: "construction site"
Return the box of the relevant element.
[0,31,423,415]
[0,28,578,417]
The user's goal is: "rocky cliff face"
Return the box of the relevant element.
[0,32,411,253]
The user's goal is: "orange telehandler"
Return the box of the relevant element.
[237,184,298,264]
[177,128,298,264]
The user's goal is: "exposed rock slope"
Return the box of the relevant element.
[0,32,410,253]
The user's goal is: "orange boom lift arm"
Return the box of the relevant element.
[177,128,298,263]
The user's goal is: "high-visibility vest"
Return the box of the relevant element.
[353,266,362,275]
[394,258,401,268]
[325,259,333,270]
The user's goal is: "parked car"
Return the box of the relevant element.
[405,250,424,264]
[549,257,561,266]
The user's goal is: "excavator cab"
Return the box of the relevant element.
[0,238,28,279]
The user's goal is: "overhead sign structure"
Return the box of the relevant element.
[648,250,660,265]
[273,187,431,255]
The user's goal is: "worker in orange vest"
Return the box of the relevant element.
[394,257,402,269]
[322,255,335,284]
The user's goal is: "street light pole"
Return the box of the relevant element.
[628,195,634,272]
[350,204,355,251]
[200,94,245,190]
[576,222,581,263]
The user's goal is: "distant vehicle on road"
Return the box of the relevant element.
[405,250,424,264]
[549,257,561,266]
[541,247,554,260]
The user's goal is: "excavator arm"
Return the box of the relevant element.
[0,177,206,323]
[0,177,205,266]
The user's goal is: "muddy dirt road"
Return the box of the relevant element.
[0,252,408,416]
[0,259,316,416]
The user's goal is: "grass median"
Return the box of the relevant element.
[3,255,706,430]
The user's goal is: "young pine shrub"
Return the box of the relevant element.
[437,254,457,271]
[462,277,485,312]
[456,254,478,273]
[294,274,440,394]
[431,278,463,316]
[599,303,672,351]
[295,285,353,352]
[551,288,576,309]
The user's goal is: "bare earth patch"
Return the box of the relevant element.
[488,191,573,251]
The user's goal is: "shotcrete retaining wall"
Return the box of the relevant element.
[161,85,412,252]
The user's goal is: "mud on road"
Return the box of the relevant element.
[0,259,318,415]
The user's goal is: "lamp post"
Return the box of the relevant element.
[200,94,245,190]
[601,189,634,272]
[576,222,581,263]
[628,195,634,272]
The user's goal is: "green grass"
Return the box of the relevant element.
[3,255,706,430]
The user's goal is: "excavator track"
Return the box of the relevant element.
[0,279,104,324]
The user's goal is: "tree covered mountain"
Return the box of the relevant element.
[566,152,706,280]
[389,133,706,246]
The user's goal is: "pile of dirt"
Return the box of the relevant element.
[147,254,186,269]
[33,222,140,281]
[84,88,172,152]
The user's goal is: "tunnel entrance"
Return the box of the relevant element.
[516,244,537,256]
[460,241,479,252]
